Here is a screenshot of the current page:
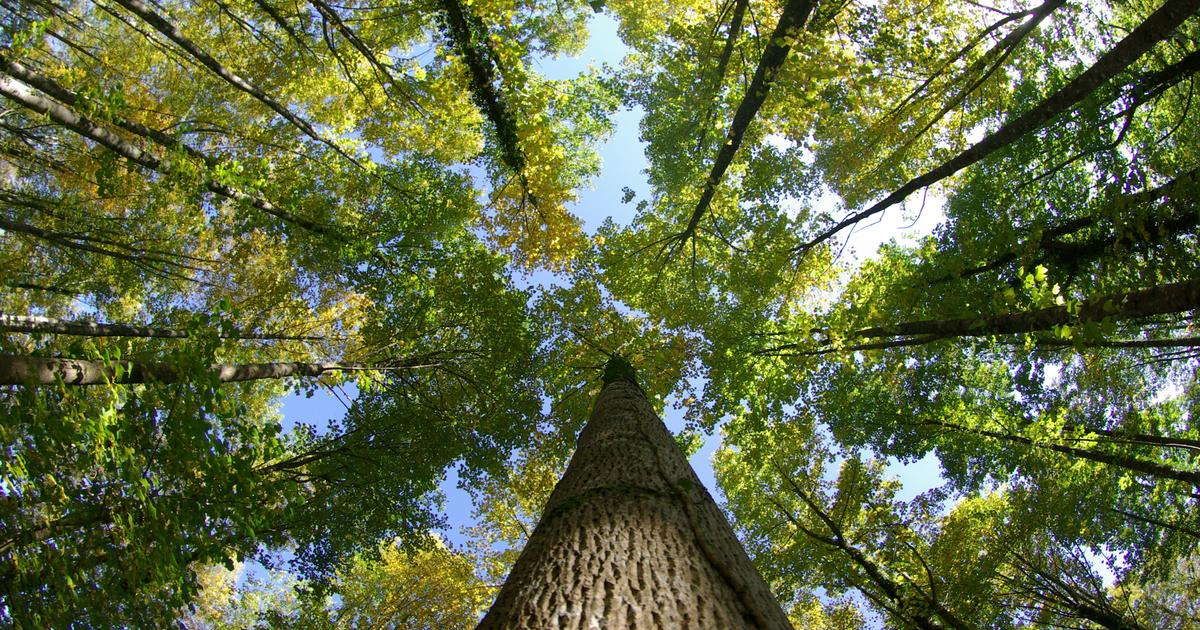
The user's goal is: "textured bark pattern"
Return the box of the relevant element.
[479,380,791,629]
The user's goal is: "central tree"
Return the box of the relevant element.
[479,357,791,628]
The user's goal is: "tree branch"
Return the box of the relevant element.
[796,0,1200,254]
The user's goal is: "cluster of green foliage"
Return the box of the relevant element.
[1,0,1198,626]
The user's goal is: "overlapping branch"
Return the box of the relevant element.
[771,462,968,630]
[871,0,1067,169]
[106,0,373,173]
[693,0,750,154]
[308,0,421,111]
[927,167,1200,285]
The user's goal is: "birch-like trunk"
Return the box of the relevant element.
[0,354,358,385]
[478,358,791,629]
[0,314,320,341]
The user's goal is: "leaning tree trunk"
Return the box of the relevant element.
[478,358,792,629]
[0,354,366,385]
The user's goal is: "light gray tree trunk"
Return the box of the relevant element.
[478,358,792,629]
[0,313,321,341]
[0,354,364,385]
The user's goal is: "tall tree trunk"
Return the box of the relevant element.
[478,357,791,629]
[796,0,1200,253]
[676,0,815,248]
[762,277,1200,357]
[0,354,380,385]
[854,277,1200,340]
[0,73,341,238]
[438,0,524,175]
[0,313,321,341]
[914,418,1200,488]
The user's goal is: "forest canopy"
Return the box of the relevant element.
[1,0,1198,626]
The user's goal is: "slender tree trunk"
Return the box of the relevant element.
[1008,551,1148,630]
[0,73,340,238]
[478,357,791,629]
[694,0,749,154]
[0,354,366,385]
[677,0,815,246]
[916,419,1200,487]
[821,278,1200,349]
[772,471,965,630]
[0,313,321,341]
[0,214,202,277]
[0,53,208,163]
[928,166,1200,285]
[762,278,1200,356]
[109,0,364,170]
[2,281,79,296]
[438,0,524,174]
[306,0,417,109]
[797,0,1200,253]
[856,278,1200,340]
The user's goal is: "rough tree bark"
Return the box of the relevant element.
[478,357,791,629]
